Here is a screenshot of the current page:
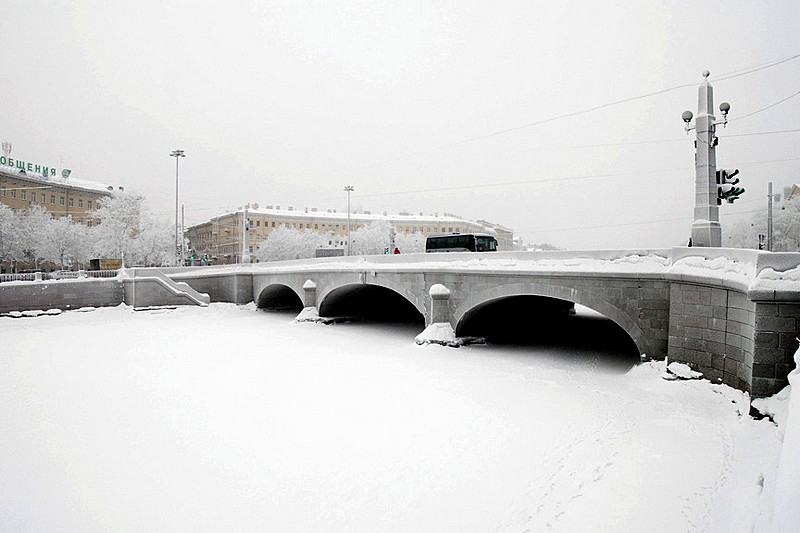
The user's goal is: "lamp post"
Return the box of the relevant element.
[344,185,354,256]
[681,70,732,247]
[170,149,185,265]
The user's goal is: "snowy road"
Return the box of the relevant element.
[0,304,782,532]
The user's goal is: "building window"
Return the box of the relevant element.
[59,197,65,206]
[271,221,275,227]
[87,220,92,227]
[256,221,260,227]
[78,199,83,208]
[51,195,55,204]
[88,200,93,209]
[10,190,15,199]
[21,190,26,200]
[31,192,36,203]
[69,198,74,207]
[0,188,5,197]
[314,224,318,230]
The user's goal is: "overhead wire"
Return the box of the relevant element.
[348,155,800,200]
[714,54,800,82]
[341,62,800,204]
[26,54,793,236]
[435,53,800,149]
[143,54,799,219]
[728,89,800,122]
[721,128,800,138]
[516,205,773,236]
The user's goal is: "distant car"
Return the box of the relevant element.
[51,270,76,280]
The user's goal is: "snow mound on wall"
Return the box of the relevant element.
[670,255,752,283]
[752,265,800,292]
[454,253,671,274]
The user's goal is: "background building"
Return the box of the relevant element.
[186,203,513,263]
[0,166,114,225]
[781,184,800,206]
[0,155,119,273]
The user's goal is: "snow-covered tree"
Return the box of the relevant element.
[39,215,89,269]
[90,191,146,263]
[0,204,23,268]
[395,232,426,254]
[131,217,174,267]
[726,197,800,251]
[772,197,800,251]
[18,205,53,267]
[350,220,392,256]
[255,227,324,262]
[88,191,172,266]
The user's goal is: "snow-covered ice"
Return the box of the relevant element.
[0,303,792,532]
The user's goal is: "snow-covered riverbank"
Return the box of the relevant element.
[0,304,792,532]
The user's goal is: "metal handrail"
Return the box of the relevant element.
[0,270,120,283]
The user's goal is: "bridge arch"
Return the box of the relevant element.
[316,276,427,318]
[318,282,424,323]
[453,281,649,356]
[256,283,303,310]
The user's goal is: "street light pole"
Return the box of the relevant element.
[344,185,354,256]
[768,182,774,251]
[170,149,185,266]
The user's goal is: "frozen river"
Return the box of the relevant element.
[0,303,783,532]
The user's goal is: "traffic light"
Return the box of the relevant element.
[716,168,743,204]
[189,249,195,261]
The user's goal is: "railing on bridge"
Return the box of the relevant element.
[0,270,120,283]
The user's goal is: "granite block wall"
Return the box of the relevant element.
[751,301,800,397]
[668,281,799,397]
[0,280,124,314]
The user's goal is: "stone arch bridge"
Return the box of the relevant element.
[166,247,800,398]
[2,248,798,398]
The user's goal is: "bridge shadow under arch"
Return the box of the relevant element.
[319,284,425,327]
[256,284,304,311]
[457,295,641,370]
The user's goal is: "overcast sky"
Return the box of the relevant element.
[2,1,799,249]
